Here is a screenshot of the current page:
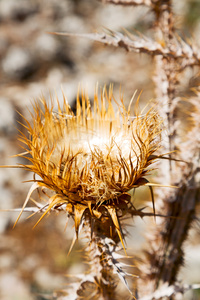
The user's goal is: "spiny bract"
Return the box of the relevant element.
[16,86,162,246]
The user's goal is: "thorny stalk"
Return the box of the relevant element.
[72,215,120,300]
[58,214,120,300]
[139,1,200,296]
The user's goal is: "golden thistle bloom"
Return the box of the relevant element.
[16,86,162,247]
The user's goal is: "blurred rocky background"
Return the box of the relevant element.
[0,0,200,299]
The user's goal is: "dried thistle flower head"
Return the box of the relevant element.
[16,86,162,246]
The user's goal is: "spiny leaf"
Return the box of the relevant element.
[13,182,41,228]
[148,185,155,220]
[74,204,87,238]
[100,0,151,7]
[67,233,77,257]
[106,205,127,254]
[32,195,67,229]
[49,30,200,68]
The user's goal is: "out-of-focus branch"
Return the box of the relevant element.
[138,1,200,296]
[50,31,200,69]
[138,283,200,300]
[4,205,172,220]
[100,0,152,7]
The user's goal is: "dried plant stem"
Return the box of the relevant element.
[154,174,199,285]
[66,210,136,299]
[67,214,126,300]
[101,0,152,7]
[153,0,175,156]
[82,216,118,300]
[138,0,200,296]
[58,215,119,300]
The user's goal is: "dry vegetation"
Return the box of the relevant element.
[0,1,200,300]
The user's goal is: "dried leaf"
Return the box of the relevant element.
[74,204,87,238]
[106,206,127,254]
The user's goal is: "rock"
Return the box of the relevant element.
[0,272,34,300]
[0,254,15,270]
[34,267,65,290]
[0,0,38,21]
[34,33,61,61]
[0,98,16,135]
[2,46,37,80]
[0,37,8,57]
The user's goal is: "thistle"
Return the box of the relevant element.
[11,86,163,298]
